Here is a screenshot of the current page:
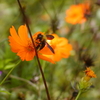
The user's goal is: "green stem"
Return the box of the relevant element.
[75,91,81,100]
[0,60,21,86]
[38,0,52,20]
[42,61,46,71]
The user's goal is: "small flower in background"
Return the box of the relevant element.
[65,3,90,24]
[0,71,2,76]
[41,34,72,62]
[79,67,96,91]
[84,67,96,80]
[8,25,72,63]
[8,25,54,63]
[71,67,96,100]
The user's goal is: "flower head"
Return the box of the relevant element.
[84,67,96,78]
[41,34,72,62]
[8,25,72,63]
[65,3,90,24]
[79,67,96,90]
[8,25,54,63]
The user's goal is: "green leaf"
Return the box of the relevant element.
[4,63,16,70]
[0,90,11,95]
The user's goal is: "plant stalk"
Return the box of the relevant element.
[75,91,81,100]
[0,60,21,86]
[17,0,51,100]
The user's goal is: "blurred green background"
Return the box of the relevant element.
[0,0,100,100]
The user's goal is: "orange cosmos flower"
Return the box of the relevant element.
[84,67,96,78]
[65,3,90,24]
[40,34,72,62]
[8,25,54,63]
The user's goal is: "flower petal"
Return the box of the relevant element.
[10,26,25,45]
[17,49,35,61]
[38,53,55,64]
[8,36,25,53]
[18,25,29,45]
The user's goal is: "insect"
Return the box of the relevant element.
[35,33,55,54]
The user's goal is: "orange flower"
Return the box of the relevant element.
[65,3,90,24]
[84,67,96,78]
[8,25,54,63]
[40,34,72,62]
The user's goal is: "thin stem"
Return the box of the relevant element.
[38,0,52,20]
[17,0,51,100]
[75,91,81,100]
[57,0,65,13]
[0,60,21,86]
[10,75,38,90]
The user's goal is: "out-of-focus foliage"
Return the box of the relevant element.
[0,0,100,100]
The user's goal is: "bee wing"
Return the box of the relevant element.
[46,42,55,54]
[46,35,54,40]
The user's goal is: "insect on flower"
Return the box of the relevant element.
[8,25,72,63]
[8,25,55,63]
[35,33,55,54]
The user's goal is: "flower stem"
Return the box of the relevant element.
[17,0,51,100]
[0,60,21,86]
[75,91,81,100]
[38,0,52,20]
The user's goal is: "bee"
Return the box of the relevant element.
[35,33,55,54]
